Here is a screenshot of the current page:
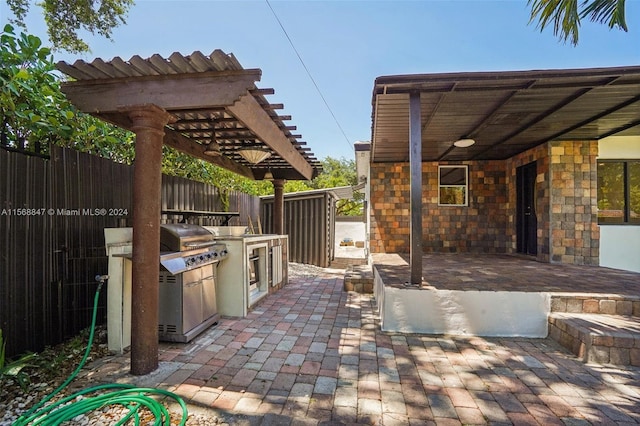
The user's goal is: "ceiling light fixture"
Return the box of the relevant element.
[238,147,271,164]
[453,138,475,148]
[264,170,274,181]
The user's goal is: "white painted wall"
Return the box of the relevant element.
[374,268,550,337]
[599,136,640,159]
[598,136,640,272]
[600,227,640,273]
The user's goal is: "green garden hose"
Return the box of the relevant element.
[14,276,188,426]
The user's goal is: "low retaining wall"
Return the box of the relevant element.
[374,267,551,337]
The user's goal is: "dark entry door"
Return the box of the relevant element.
[516,162,537,255]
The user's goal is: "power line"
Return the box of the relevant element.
[265,0,353,150]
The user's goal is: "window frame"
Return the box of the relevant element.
[597,159,640,225]
[438,165,469,207]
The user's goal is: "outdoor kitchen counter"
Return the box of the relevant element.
[205,230,288,318]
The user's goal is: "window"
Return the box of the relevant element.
[438,165,468,206]
[597,160,640,224]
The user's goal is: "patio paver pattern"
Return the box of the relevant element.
[79,270,640,425]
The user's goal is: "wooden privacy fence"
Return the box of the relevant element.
[0,146,259,357]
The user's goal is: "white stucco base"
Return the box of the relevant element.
[374,268,550,337]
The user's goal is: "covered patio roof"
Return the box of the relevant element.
[56,50,321,181]
[372,65,640,162]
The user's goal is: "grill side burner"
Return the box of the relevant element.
[158,224,227,342]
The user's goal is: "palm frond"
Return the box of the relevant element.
[580,0,628,30]
[528,0,581,44]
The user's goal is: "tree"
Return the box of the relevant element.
[310,156,363,216]
[0,24,135,160]
[528,0,628,45]
[1,26,364,212]
[6,0,133,53]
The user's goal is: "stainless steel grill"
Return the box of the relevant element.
[160,224,228,274]
[158,224,228,342]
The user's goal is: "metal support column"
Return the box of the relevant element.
[409,92,423,285]
[127,104,175,375]
[272,179,285,235]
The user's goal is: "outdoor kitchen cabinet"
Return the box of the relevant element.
[208,231,287,318]
[158,264,219,343]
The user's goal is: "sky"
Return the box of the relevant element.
[2,0,639,162]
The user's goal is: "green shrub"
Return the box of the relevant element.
[0,329,37,390]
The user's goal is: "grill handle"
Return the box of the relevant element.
[183,241,216,249]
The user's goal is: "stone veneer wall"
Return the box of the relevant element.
[507,144,551,262]
[369,140,599,266]
[369,161,508,253]
[548,141,599,265]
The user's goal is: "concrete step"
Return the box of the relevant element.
[343,264,373,294]
[548,312,640,367]
[330,257,367,269]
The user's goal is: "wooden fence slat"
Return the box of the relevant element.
[1,146,259,357]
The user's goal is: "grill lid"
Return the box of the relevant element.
[160,224,215,252]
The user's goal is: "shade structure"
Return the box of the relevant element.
[371,65,640,162]
[56,50,322,181]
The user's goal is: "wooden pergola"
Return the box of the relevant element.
[57,50,322,374]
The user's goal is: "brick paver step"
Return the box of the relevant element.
[548,312,640,366]
[550,294,640,316]
[343,264,374,294]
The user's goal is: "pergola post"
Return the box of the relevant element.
[272,179,285,235]
[409,92,423,285]
[126,104,175,375]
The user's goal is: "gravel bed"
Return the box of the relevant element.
[287,262,345,278]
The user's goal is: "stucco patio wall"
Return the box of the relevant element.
[373,260,551,337]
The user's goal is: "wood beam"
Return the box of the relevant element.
[60,70,261,114]
[228,94,314,180]
[272,179,285,235]
[175,129,216,134]
[174,117,237,125]
[251,88,275,96]
[176,127,250,135]
[163,128,255,179]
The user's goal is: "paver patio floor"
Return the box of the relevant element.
[78,268,640,425]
